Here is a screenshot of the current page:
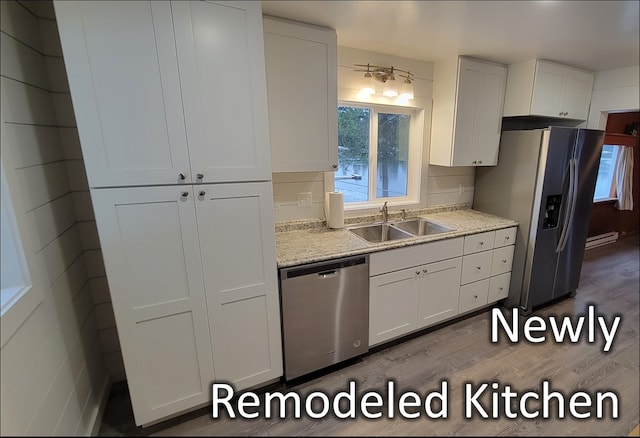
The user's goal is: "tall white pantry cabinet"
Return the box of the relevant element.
[54,0,282,426]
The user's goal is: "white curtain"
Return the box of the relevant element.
[615,146,634,211]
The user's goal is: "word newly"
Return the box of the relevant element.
[491,305,621,352]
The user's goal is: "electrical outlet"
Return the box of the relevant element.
[297,192,312,208]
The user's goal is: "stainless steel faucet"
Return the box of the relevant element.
[380,201,389,223]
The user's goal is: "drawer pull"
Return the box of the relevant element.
[476,266,481,270]
[499,287,504,291]
[416,271,421,276]
[502,259,507,263]
[479,241,484,245]
[505,236,510,240]
[473,295,478,299]
[422,269,428,274]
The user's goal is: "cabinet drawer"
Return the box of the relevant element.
[463,231,495,254]
[459,279,490,314]
[494,227,516,248]
[488,272,511,302]
[491,245,514,276]
[370,245,421,276]
[421,237,464,265]
[461,251,493,285]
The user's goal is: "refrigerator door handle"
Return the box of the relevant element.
[557,158,578,253]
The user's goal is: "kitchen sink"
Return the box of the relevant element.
[391,218,453,236]
[347,223,413,243]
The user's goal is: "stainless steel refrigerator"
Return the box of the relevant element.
[474,127,605,313]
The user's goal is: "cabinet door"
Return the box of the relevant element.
[472,63,507,166]
[459,279,490,314]
[562,69,594,120]
[488,272,511,302]
[173,1,271,183]
[90,186,214,426]
[451,58,481,166]
[54,1,190,188]
[264,17,338,172]
[461,251,493,285]
[195,182,282,389]
[530,61,564,117]
[418,258,462,328]
[491,245,514,276]
[369,268,419,346]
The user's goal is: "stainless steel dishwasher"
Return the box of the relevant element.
[279,255,369,380]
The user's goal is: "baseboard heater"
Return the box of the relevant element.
[585,232,619,250]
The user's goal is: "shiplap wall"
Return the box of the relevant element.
[272,46,474,223]
[0,1,110,434]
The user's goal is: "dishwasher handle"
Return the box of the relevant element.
[281,255,368,280]
[318,270,339,278]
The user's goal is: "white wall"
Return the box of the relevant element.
[587,65,640,129]
[272,46,474,222]
[0,1,110,434]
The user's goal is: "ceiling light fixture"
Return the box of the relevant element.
[354,63,414,99]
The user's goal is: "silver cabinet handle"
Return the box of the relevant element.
[476,266,481,270]
[196,173,204,180]
[502,259,507,263]
[472,160,477,164]
[505,236,510,240]
[473,295,478,299]
[198,190,206,196]
[479,241,484,245]
[179,173,186,180]
[499,287,504,291]
[415,271,421,276]
[180,191,189,198]
[559,111,563,116]
[331,164,338,169]
[422,269,428,273]
[478,160,482,164]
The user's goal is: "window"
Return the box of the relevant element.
[593,144,621,201]
[0,159,32,316]
[335,104,421,207]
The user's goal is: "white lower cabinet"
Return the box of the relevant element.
[91,182,282,426]
[369,227,516,347]
[369,268,420,346]
[459,279,490,314]
[418,258,462,328]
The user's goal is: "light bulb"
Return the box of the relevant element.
[399,78,414,99]
[382,77,398,97]
[360,72,375,95]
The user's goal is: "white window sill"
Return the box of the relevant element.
[593,197,618,203]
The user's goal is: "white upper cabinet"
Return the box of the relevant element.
[174,1,271,183]
[263,16,338,172]
[55,0,271,187]
[503,59,594,121]
[430,56,507,167]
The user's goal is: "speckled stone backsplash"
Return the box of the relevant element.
[274,202,472,232]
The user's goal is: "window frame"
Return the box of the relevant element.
[593,144,622,203]
[0,106,43,347]
[335,101,423,210]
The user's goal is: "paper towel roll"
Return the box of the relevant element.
[325,191,344,229]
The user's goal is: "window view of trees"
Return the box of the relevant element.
[335,105,410,203]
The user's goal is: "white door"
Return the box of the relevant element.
[264,17,338,172]
[90,186,214,426]
[561,69,594,120]
[54,1,191,187]
[451,58,480,166]
[473,63,506,166]
[530,61,564,117]
[173,1,272,183]
[369,268,419,346]
[418,258,462,328]
[195,182,282,389]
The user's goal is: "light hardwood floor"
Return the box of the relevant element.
[99,236,639,436]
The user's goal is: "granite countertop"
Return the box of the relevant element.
[275,207,518,268]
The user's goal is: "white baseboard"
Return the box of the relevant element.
[89,375,112,436]
[585,232,619,250]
